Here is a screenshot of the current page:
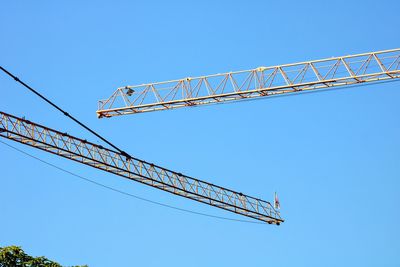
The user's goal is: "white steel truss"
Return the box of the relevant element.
[0,111,283,224]
[97,48,400,118]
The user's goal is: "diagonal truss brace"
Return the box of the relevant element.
[97,48,400,117]
[0,111,283,224]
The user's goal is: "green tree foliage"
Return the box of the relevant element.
[0,246,87,267]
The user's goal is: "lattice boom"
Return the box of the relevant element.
[0,111,282,224]
[97,48,400,117]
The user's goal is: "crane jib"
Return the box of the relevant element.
[0,111,283,224]
[97,48,400,117]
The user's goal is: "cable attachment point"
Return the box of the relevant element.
[121,151,132,161]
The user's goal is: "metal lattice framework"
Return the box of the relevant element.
[0,111,283,224]
[97,48,400,118]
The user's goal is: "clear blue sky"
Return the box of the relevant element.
[1,1,399,266]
